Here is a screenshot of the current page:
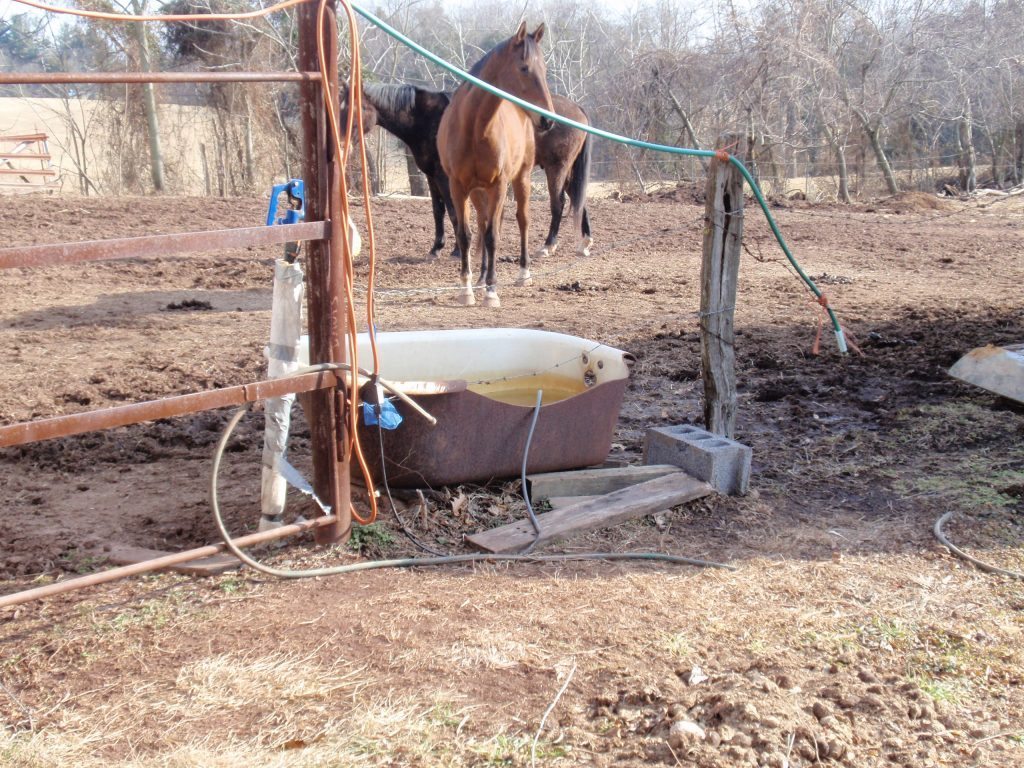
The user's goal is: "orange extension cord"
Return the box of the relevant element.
[13,0,383,524]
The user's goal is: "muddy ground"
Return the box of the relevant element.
[1,187,1022,767]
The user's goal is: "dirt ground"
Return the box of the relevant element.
[1,185,1023,767]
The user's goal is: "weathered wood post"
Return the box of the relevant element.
[298,0,351,544]
[700,135,746,437]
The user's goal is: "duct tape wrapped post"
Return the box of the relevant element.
[260,258,306,531]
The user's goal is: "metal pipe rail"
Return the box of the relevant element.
[0,370,342,448]
[0,71,321,84]
[0,221,328,270]
[0,514,339,610]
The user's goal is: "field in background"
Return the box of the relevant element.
[1,95,968,203]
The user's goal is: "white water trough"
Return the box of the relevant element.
[297,328,633,487]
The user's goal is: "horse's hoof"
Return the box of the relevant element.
[457,289,476,306]
[515,277,533,287]
[534,246,552,259]
[576,237,593,257]
[483,292,501,308]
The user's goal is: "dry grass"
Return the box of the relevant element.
[1,647,509,767]
[2,551,1023,766]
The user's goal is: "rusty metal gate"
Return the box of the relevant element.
[0,2,354,605]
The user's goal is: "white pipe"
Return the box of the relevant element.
[259,257,306,530]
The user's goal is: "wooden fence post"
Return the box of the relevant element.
[700,135,746,437]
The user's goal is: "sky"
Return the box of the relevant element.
[2,0,69,27]
[1,0,736,47]
[1,0,678,25]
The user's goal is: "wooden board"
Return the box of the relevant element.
[467,472,712,553]
[546,495,601,509]
[107,546,240,576]
[528,464,682,499]
[546,494,675,514]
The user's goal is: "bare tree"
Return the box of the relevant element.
[7,0,1021,199]
[129,0,166,191]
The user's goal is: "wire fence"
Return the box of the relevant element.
[1,83,1009,202]
[361,127,999,206]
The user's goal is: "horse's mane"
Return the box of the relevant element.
[467,46,495,78]
[363,83,417,116]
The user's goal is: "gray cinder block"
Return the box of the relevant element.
[643,424,752,495]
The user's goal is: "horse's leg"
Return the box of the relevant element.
[480,184,506,307]
[471,193,487,289]
[512,170,533,289]
[438,172,461,260]
[450,180,475,306]
[536,164,566,259]
[466,191,489,290]
[569,133,593,256]
[578,206,592,256]
[426,176,446,260]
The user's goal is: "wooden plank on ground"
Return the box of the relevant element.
[528,464,682,499]
[107,545,240,576]
[546,495,601,509]
[467,472,712,553]
[546,494,677,512]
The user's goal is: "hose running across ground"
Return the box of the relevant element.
[933,511,1024,581]
[211,377,738,578]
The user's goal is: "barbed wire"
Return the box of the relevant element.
[357,207,742,301]
[346,206,758,367]
[335,194,865,369]
[344,182,1015,361]
[761,189,1024,227]
[353,186,1017,317]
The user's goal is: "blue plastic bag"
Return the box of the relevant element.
[362,398,403,430]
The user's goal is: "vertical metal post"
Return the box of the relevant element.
[700,134,745,438]
[298,0,351,544]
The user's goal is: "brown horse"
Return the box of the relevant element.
[437,21,555,307]
[536,94,592,259]
[342,84,592,263]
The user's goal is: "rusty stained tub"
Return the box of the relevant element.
[300,328,632,488]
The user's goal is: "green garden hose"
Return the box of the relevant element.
[349,1,848,354]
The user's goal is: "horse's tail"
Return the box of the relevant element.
[567,130,592,243]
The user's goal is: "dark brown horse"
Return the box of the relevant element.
[341,84,459,260]
[536,94,592,258]
[437,22,555,307]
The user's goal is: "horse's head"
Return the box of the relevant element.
[503,21,555,131]
[338,85,378,141]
